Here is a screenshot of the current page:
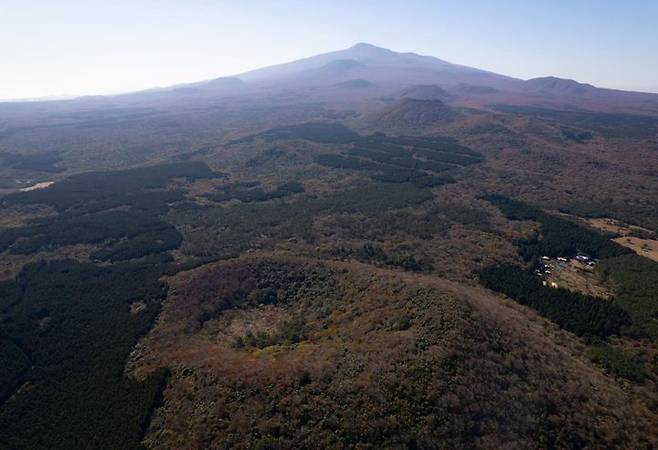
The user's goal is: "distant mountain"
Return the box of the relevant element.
[400,84,452,101]
[238,43,446,80]
[236,43,513,89]
[524,77,597,96]
[294,59,368,84]
[228,44,657,114]
[370,98,461,129]
[319,59,366,72]
[196,76,246,89]
[455,83,499,95]
[332,79,375,89]
[110,76,246,102]
[3,43,657,116]
[515,76,658,113]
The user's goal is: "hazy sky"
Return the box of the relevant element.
[2,0,657,99]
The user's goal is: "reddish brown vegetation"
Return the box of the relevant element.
[133,257,657,449]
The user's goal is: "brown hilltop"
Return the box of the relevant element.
[370,97,462,130]
[400,84,453,101]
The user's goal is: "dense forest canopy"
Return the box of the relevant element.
[0,260,172,450]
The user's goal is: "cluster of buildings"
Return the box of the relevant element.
[534,253,598,289]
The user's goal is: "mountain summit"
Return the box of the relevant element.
[235,43,510,88]
[8,43,657,115]
[525,76,597,96]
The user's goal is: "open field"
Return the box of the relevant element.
[588,218,654,237]
[541,258,611,298]
[613,236,658,262]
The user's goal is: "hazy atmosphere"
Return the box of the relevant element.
[2,0,658,99]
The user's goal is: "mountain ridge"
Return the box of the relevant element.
[2,43,657,115]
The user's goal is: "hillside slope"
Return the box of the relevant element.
[132,257,657,449]
[369,98,462,130]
